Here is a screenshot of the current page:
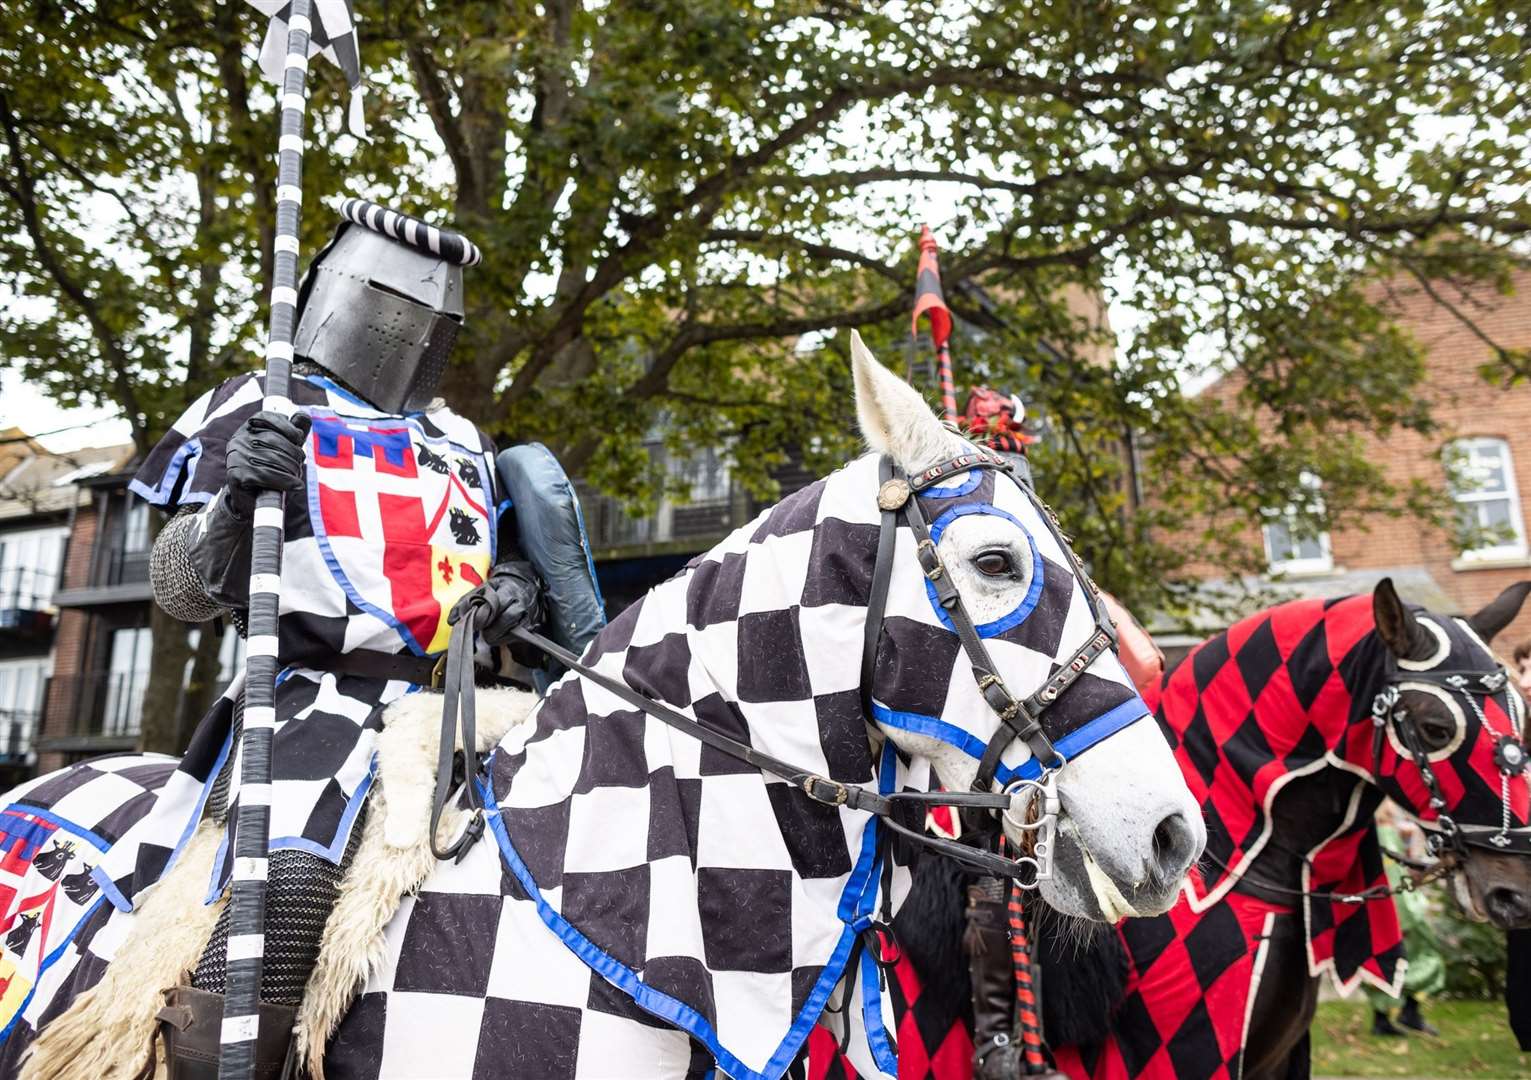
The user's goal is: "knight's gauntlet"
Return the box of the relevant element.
[149,491,255,622]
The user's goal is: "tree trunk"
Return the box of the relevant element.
[175,622,224,752]
[138,599,194,756]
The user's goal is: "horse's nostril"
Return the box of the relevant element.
[1150,812,1195,880]
[1485,886,1531,928]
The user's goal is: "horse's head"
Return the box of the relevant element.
[849,333,1203,921]
[1371,578,1531,928]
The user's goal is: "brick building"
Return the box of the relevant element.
[0,435,134,784]
[1161,271,1531,654]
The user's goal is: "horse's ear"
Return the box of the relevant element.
[849,330,956,472]
[1373,577,1433,660]
[1467,580,1531,643]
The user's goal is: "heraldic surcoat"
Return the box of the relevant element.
[97,368,499,909]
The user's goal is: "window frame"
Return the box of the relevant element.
[1261,472,1334,576]
[1446,436,1528,563]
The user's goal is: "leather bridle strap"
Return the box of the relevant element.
[431,595,488,861]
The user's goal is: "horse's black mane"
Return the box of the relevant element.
[892,857,1128,1049]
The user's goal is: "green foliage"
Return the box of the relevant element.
[3,0,1531,617]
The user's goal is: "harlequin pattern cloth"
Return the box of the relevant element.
[102,369,498,909]
[0,756,178,1064]
[801,948,972,1080]
[313,451,1149,1079]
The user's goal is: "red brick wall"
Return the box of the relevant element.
[38,495,99,773]
[1163,270,1531,650]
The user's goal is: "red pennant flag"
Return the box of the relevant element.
[911,224,952,346]
[911,224,957,421]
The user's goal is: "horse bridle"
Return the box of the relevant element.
[1370,663,1531,858]
[436,448,1125,884]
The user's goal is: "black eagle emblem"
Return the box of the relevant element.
[61,866,101,905]
[32,840,74,881]
[417,445,450,475]
[5,911,40,955]
[448,507,481,546]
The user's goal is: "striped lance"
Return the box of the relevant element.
[222,0,362,1075]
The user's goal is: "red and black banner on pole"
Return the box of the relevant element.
[911,223,958,425]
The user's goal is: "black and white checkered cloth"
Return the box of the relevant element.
[245,0,367,136]
[320,452,1146,1079]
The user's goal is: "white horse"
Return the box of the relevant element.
[4,334,1203,1080]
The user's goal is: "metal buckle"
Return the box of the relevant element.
[803,776,850,806]
[431,654,448,689]
[916,538,944,580]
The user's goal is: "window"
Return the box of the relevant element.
[0,658,46,761]
[1446,438,1527,561]
[0,525,67,609]
[1262,473,1333,574]
[102,626,152,737]
[122,496,152,553]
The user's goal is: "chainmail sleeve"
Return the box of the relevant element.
[150,507,224,623]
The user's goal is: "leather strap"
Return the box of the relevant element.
[322,647,443,687]
[430,596,489,861]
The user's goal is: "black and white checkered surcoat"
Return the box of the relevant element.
[101,369,499,908]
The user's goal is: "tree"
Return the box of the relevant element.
[4,0,1531,730]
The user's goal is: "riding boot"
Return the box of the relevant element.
[153,986,298,1080]
[966,879,1021,1080]
[1370,1008,1405,1037]
[1396,995,1439,1037]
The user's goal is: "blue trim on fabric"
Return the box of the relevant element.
[303,373,384,414]
[129,437,203,507]
[205,832,230,905]
[920,470,982,498]
[0,895,108,1044]
[1007,698,1149,781]
[860,944,900,1074]
[923,504,1045,637]
[6,805,113,854]
[168,729,233,872]
[479,771,883,1080]
[90,867,134,914]
[268,762,375,863]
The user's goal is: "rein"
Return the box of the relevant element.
[430,449,1124,884]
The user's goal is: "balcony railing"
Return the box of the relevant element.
[41,670,146,743]
[0,566,58,636]
[0,710,37,763]
[93,538,151,590]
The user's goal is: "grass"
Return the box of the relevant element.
[1312,998,1530,1078]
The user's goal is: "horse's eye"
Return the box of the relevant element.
[974,550,1013,577]
[1417,714,1457,750]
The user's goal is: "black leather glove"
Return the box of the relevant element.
[225,410,312,517]
[448,560,545,646]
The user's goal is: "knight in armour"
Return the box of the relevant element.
[124,200,605,1072]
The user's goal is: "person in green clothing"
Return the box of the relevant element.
[1366,807,1447,1036]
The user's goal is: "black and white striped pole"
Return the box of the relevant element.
[221,2,314,1076]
